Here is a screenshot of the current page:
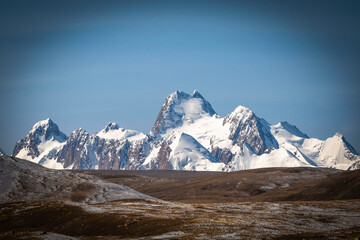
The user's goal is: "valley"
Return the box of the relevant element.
[78,167,360,203]
[1,155,360,239]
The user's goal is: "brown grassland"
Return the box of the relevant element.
[1,166,360,239]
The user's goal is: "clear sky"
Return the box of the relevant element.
[1,0,359,154]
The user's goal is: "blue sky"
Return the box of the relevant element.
[1,0,359,154]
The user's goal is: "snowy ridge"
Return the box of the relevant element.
[97,122,145,141]
[277,121,309,139]
[13,90,360,171]
[168,133,225,171]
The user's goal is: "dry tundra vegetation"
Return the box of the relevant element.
[1,155,360,239]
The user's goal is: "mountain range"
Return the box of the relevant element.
[13,90,360,171]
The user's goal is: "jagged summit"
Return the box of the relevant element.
[28,118,67,141]
[191,89,208,100]
[103,122,120,132]
[334,132,344,138]
[332,132,359,155]
[224,105,278,155]
[24,118,66,141]
[165,90,216,114]
[29,118,64,138]
[224,105,255,126]
[151,90,216,134]
[96,122,145,142]
[13,118,67,166]
[231,105,253,114]
[70,128,88,136]
[30,117,52,129]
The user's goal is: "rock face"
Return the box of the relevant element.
[151,90,216,135]
[56,128,91,169]
[13,91,360,171]
[223,106,278,155]
[13,118,67,168]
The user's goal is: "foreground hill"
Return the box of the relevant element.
[13,91,360,171]
[0,155,154,204]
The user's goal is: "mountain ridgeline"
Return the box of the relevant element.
[13,91,360,171]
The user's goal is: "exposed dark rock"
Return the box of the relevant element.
[211,147,233,164]
[152,141,172,170]
[151,90,216,134]
[13,118,67,160]
[56,128,89,169]
[224,106,278,155]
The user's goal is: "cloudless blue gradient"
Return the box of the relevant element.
[1,0,359,154]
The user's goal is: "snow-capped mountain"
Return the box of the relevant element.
[13,91,360,171]
[151,90,216,135]
[13,118,67,168]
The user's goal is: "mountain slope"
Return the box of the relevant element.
[0,155,155,204]
[151,90,216,135]
[85,167,360,203]
[13,91,360,171]
[168,133,225,171]
[13,118,67,168]
[223,106,278,155]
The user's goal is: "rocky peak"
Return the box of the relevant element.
[319,132,360,167]
[332,132,359,155]
[103,122,120,132]
[13,118,67,159]
[69,128,88,140]
[223,105,254,125]
[151,90,216,134]
[29,118,67,142]
[167,90,189,102]
[334,132,343,138]
[191,89,201,97]
[30,118,52,130]
[224,105,278,155]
